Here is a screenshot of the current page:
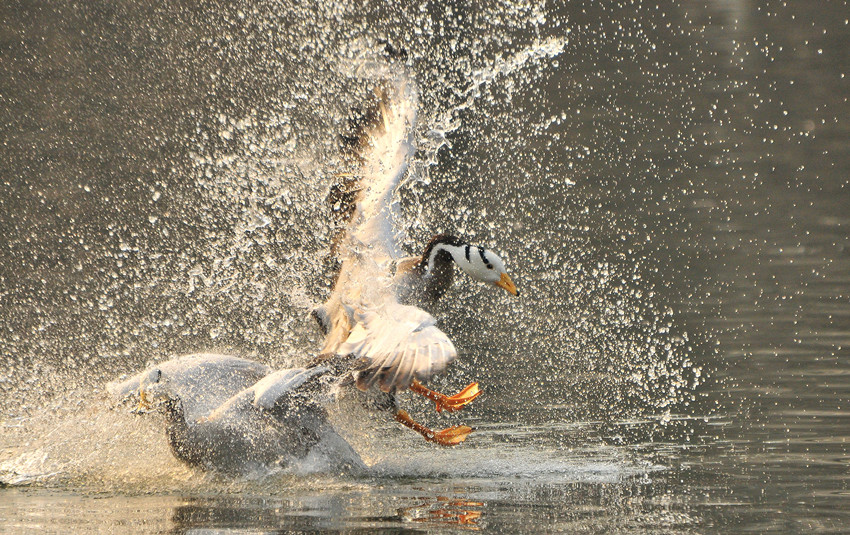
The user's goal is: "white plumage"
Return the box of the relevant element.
[337,302,457,392]
[108,354,363,474]
[319,75,465,394]
[105,63,515,461]
[107,353,272,424]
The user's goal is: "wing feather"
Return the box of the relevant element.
[395,347,416,391]
[338,302,457,391]
[252,367,327,410]
[418,344,433,382]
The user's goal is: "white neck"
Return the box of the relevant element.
[427,243,470,274]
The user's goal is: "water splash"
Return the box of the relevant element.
[421,35,570,166]
[0,0,710,492]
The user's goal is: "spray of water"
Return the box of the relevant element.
[0,1,711,490]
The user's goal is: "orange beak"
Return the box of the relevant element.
[134,388,153,413]
[494,272,518,296]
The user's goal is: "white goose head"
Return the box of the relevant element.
[424,235,519,296]
[137,368,176,409]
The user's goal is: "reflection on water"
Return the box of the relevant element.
[0,462,692,532]
[399,497,484,528]
[2,0,850,533]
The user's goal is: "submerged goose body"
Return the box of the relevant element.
[108,355,364,474]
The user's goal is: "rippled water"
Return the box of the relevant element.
[2,0,849,532]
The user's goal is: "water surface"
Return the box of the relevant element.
[1,0,849,532]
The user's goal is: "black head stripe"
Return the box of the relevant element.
[422,234,467,265]
[465,244,471,262]
[477,247,493,269]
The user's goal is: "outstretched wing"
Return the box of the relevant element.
[337,302,457,392]
[205,366,331,424]
[251,367,329,410]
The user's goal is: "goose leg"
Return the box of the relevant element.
[410,380,481,413]
[394,409,473,446]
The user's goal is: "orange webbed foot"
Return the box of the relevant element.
[410,380,482,413]
[427,425,474,446]
[435,383,481,413]
[395,409,475,447]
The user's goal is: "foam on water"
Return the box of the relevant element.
[1,392,196,491]
[0,385,655,493]
[371,445,656,485]
[0,401,346,491]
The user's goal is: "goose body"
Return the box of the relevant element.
[318,75,517,396]
[109,355,364,474]
[317,77,461,394]
[314,71,518,444]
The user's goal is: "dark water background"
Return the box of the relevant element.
[1,0,849,532]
